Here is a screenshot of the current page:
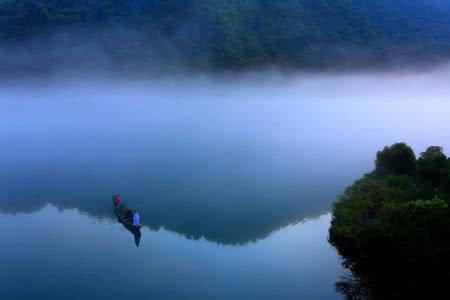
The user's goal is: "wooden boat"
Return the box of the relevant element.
[112,198,141,246]
[113,200,141,229]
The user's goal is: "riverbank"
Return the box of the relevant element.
[329,143,450,298]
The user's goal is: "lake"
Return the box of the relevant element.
[2,68,450,299]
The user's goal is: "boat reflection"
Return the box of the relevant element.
[113,196,142,247]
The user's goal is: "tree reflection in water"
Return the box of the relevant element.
[335,270,371,300]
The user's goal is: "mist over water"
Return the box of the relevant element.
[2,1,450,297]
[2,68,450,238]
[2,66,450,299]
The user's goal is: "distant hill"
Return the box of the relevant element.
[1,0,450,70]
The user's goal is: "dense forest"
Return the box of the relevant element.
[1,0,450,70]
[329,143,450,298]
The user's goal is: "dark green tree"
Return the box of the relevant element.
[417,146,448,188]
[375,143,416,177]
[330,143,450,298]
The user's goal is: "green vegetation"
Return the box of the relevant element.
[329,143,450,298]
[2,1,450,70]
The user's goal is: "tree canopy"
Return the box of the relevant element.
[1,0,450,70]
[330,143,450,298]
[375,142,416,177]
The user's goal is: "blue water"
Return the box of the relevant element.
[2,72,450,299]
[0,206,340,299]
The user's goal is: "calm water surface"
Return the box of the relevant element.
[2,70,450,299]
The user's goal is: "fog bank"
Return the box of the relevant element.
[2,67,450,242]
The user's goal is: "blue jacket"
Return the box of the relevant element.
[133,212,140,226]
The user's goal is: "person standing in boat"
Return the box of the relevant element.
[133,210,140,226]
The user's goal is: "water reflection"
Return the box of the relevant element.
[0,185,330,245]
[3,71,450,299]
[3,76,408,245]
[335,272,371,299]
[0,206,341,300]
[113,197,142,247]
[0,133,337,245]
[334,251,450,299]
[114,209,142,247]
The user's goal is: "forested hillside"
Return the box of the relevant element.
[1,0,450,70]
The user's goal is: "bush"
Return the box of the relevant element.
[330,143,450,298]
[375,143,416,177]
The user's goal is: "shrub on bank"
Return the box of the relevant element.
[329,143,450,298]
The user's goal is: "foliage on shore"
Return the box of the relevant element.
[329,143,450,298]
[2,1,450,70]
